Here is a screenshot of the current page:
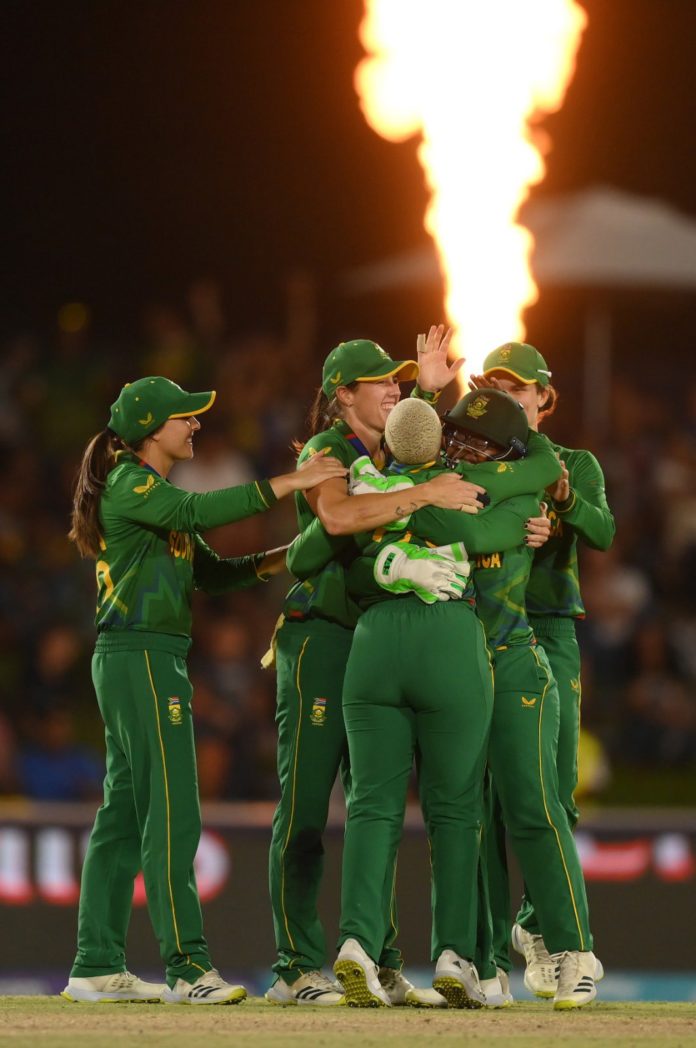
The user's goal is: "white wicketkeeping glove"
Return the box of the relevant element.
[349,455,416,529]
[374,541,470,605]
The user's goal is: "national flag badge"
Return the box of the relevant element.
[310,697,327,727]
[168,696,183,726]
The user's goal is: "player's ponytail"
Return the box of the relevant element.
[292,382,360,455]
[68,429,122,558]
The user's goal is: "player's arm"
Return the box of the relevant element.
[458,431,562,502]
[107,455,345,533]
[286,517,352,580]
[411,323,464,403]
[304,472,483,535]
[549,450,615,550]
[193,535,289,594]
[410,494,542,553]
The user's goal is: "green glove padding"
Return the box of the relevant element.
[349,456,415,530]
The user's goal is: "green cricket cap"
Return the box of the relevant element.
[321,339,419,398]
[443,388,529,451]
[108,376,216,444]
[483,341,552,387]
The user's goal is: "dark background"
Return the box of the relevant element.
[0,1,694,987]
[0,3,694,825]
[2,0,696,359]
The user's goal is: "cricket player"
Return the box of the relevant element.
[63,376,345,1004]
[266,331,479,1007]
[474,343,615,998]
[303,396,563,1008]
[438,390,601,1009]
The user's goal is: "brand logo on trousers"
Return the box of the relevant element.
[521,696,538,708]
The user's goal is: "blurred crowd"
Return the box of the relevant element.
[0,278,694,804]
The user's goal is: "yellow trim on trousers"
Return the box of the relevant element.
[532,647,585,950]
[280,635,310,959]
[144,651,206,976]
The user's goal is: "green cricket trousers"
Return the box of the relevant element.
[71,633,212,987]
[269,617,402,984]
[340,598,494,964]
[515,616,583,934]
[486,643,592,956]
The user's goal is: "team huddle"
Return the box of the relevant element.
[62,331,614,1012]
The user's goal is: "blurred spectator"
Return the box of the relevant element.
[0,278,694,804]
[172,419,254,492]
[17,706,103,801]
[578,541,652,700]
[619,619,696,766]
[141,304,202,387]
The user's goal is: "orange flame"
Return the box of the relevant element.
[355,0,587,381]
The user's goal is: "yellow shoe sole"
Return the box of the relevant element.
[60,991,161,1004]
[334,961,387,1008]
[432,976,483,1010]
[554,995,596,1011]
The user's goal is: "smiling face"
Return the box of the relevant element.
[149,415,201,466]
[337,376,402,437]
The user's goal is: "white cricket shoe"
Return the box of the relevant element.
[480,967,514,1008]
[162,968,246,1005]
[511,922,557,998]
[334,939,390,1007]
[265,971,344,1006]
[377,967,446,1008]
[432,950,485,1009]
[552,950,598,1010]
[61,971,165,1003]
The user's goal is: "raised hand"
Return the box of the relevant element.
[468,372,503,393]
[417,324,465,392]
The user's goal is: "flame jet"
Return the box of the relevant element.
[355,0,587,382]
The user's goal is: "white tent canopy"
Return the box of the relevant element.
[523,185,696,289]
[339,185,696,437]
[340,185,696,292]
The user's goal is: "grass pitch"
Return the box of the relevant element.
[1,997,695,1048]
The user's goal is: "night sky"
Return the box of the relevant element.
[3,0,696,374]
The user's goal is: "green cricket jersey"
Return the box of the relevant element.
[287,429,562,582]
[95,452,277,643]
[283,420,370,628]
[345,459,543,614]
[526,444,615,619]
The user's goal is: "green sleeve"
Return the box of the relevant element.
[287,517,353,580]
[458,431,561,501]
[408,493,541,553]
[554,449,615,551]
[192,535,266,594]
[106,463,277,532]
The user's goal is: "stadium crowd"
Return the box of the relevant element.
[0,280,694,804]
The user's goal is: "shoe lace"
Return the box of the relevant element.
[529,935,554,967]
[110,971,138,989]
[551,951,581,991]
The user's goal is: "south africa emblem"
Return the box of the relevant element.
[310,697,327,727]
[168,696,183,726]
